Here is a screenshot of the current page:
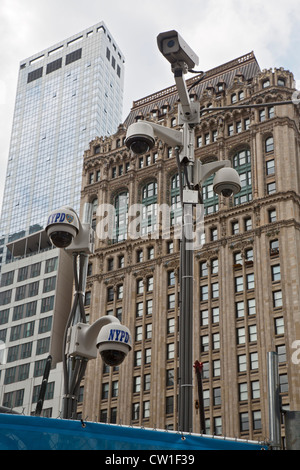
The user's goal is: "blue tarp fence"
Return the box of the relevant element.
[0,414,268,450]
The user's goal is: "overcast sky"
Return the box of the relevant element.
[1,0,300,211]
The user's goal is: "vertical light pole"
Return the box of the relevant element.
[127,30,294,433]
[157,31,241,433]
[46,203,132,419]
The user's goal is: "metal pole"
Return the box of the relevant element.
[178,202,194,432]
[267,351,281,449]
[194,361,206,434]
[35,355,52,416]
[62,203,93,419]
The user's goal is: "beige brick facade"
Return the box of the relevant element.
[78,52,300,443]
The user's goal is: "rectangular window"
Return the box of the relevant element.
[27,67,43,83]
[240,412,249,431]
[136,302,143,317]
[238,354,247,372]
[41,296,54,313]
[201,309,209,326]
[250,352,258,370]
[133,376,141,393]
[107,287,114,302]
[143,401,150,419]
[239,383,248,401]
[247,298,256,315]
[213,387,221,406]
[249,325,257,342]
[0,271,14,287]
[0,308,9,325]
[132,403,139,421]
[146,299,152,315]
[43,276,56,293]
[137,279,143,294]
[46,58,62,74]
[246,273,255,290]
[237,327,246,345]
[167,343,175,360]
[30,263,41,278]
[28,281,39,297]
[236,301,245,318]
[166,369,174,387]
[266,159,275,175]
[135,326,142,341]
[45,257,58,274]
[147,276,153,292]
[200,285,208,301]
[211,282,219,298]
[271,264,281,282]
[273,290,282,308]
[15,285,26,301]
[167,293,175,310]
[253,411,262,430]
[235,276,243,293]
[65,48,82,65]
[251,380,260,399]
[166,396,174,414]
[275,317,284,335]
[212,307,219,323]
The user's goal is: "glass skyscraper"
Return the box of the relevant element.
[0,21,125,268]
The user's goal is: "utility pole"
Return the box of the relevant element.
[194,361,206,434]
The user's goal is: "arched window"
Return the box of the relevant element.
[233,149,252,206]
[265,136,274,153]
[141,181,157,236]
[113,191,128,243]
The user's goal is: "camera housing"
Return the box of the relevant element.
[157,30,199,71]
[213,167,241,197]
[46,206,79,248]
[97,323,132,367]
[67,319,132,366]
[125,122,155,155]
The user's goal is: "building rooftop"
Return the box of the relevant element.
[124,51,260,126]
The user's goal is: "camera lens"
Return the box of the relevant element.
[221,188,233,198]
[100,350,126,366]
[167,39,175,48]
[50,231,73,248]
[130,138,151,155]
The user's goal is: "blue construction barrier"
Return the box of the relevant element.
[0,414,267,450]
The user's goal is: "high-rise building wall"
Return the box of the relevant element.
[0,21,125,268]
[78,52,300,443]
[0,232,73,416]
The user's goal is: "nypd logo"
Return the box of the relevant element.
[47,212,74,225]
[107,328,130,344]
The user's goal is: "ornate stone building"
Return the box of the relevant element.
[78,52,300,442]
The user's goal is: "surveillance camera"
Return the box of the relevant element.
[46,206,79,248]
[125,122,155,155]
[97,323,132,367]
[213,167,241,197]
[157,30,199,71]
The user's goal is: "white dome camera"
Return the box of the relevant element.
[125,122,155,155]
[45,206,80,248]
[213,167,241,197]
[97,323,132,366]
